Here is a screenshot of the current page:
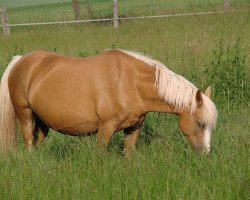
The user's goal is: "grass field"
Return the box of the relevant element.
[0,1,249,199]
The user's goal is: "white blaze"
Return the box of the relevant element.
[204,128,211,153]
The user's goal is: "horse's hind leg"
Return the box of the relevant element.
[15,107,35,149]
[34,115,49,146]
[16,108,48,148]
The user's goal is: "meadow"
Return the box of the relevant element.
[0,1,249,199]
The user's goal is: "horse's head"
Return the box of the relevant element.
[178,86,218,154]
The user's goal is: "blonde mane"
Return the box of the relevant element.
[119,50,198,112]
[119,49,218,128]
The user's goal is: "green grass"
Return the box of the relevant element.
[0,111,248,199]
[0,1,249,199]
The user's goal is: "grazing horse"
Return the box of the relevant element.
[0,49,217,156]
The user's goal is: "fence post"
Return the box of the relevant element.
[72,0,80,20]
[0,7,10,36]
[113,0,119,28]
[224,0,230,10]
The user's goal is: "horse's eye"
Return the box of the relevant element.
[197,122,205,129]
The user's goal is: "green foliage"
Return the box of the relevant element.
[78,51,89,57]
[205,39,249,110]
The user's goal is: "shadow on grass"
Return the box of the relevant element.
[37,134,96,161]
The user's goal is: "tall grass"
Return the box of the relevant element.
[0,110,248,199]
[0,1,249,199]
[205,39,249,110]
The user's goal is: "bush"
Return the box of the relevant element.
[204,39,249,111]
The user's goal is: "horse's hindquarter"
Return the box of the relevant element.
[9,50,157,135]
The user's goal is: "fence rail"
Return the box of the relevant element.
[0,9,248,28]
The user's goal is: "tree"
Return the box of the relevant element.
[72,0,80,20]
[224,0,230,10]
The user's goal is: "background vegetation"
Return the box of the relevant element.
[1,0,249,23]
[0,0,249,199]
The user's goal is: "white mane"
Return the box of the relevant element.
[119,49,198,112]
[118,49,218,128]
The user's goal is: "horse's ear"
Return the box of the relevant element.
[205,86,212,99]
[196,90,203,107]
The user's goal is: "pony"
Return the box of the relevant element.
[0,49,217,156]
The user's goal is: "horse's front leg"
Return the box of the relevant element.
[96,122,116,148]
[123,124,142,159]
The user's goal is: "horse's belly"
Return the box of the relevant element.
[32,103,99,135]
[56,121,99,136]
[37,112,99,135]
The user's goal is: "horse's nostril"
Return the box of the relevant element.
[190,143,209,154]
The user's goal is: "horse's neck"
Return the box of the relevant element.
[137,80,179,114]
[144,96,179,114]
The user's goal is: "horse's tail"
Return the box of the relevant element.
[0,56,22,152]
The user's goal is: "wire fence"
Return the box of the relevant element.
[0,9,248,28]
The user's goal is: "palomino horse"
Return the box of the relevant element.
[0,49,217,156]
